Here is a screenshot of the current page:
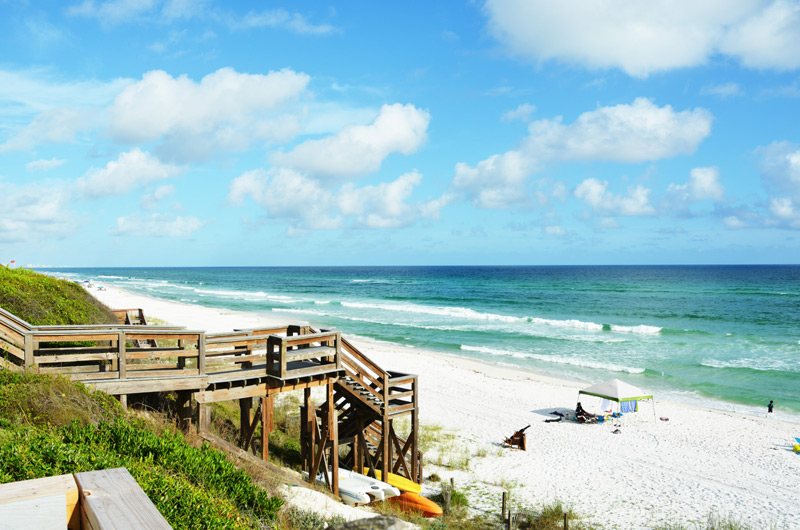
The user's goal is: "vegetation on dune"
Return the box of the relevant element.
[0,371,283,529]
[0,267,118,325]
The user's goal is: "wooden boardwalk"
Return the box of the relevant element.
[0,307,422,498]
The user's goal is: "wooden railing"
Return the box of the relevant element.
[266,331,341,379]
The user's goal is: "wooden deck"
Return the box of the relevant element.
[0,306,423,495]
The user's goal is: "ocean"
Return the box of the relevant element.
[41,265,800,418]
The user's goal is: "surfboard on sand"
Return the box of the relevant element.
[304,468,400,505]
[388,492,443,517]
[373,470,422,494]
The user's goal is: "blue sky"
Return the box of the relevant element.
[2,0,800,267]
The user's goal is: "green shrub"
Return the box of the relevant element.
[0,373,283,530]
[0,267,118,325]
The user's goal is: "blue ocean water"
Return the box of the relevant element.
[42,266,800,416]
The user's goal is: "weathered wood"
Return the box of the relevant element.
[24,334,34,367]
[117,332,126,380]
[0,340,24,361]
[286,345,336,362]
[177,390,192,431]
[34,352,116,364]
[328,381,339,496]
[75,468,171,530]
[197,333,206,375]
[263,395,273,461]
[33,332,119,342]
[0,473,80,530]
[85,376,206,395]
[125,350,197,360]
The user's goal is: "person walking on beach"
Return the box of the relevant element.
[768,400,776,413]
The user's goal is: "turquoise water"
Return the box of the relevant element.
[42,266,800,416]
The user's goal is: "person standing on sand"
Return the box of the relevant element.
[768,400,776,413]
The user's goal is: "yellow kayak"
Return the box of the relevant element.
[373,470,422,494]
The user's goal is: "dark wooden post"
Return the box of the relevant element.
[304,388,314,474]
[328,381,338,496]
[239,397,252,445]
[177,390,192,431]
[262,394,273,461]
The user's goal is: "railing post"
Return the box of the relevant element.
[23,332,33,368]
[197,332,206,375]
[117,331,126,379]
[412,376,419,482]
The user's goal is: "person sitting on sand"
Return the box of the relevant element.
[575,402,595,423]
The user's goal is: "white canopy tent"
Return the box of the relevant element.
[577,378,656,420]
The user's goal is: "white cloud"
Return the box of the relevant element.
[574,178,656,216]
[757,141,800,199]
[233,9,337,35]
[112,212,207,237]
[700,82,744,98]
[0,180,75,242]
[483,0,800,77]
[768,197,800,228]
[229,167,446,230]
[26,158,66,172]
[452,99,711,209]
[501,103,536,122]
[667,166,725,203]
[720,0,800,70]
[67,0,158,27]
[724,215,748,229]
[110,67,309,143]
[140,184,175,210]
[75,148,183,197]
[452,151,532,209]
[1,108,98,153]
[525,98,712,163]
[272,104,430,179]
[544,225,566,236]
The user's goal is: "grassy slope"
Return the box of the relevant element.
[0,372,283,530]
[0,267,285,529]
[0,267,118,325]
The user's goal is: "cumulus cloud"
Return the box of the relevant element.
[75,148,184,197]
[720,0,800,70]
[757,141,800,199]
[112,212,208,237]
[271,104,430,179]
[26,158,66,172]
[768,197,800,228]
[452,98,711,209]
[108,67,309,159]
[667,166,725,203]
[0,180,75,242]
[228,167,447,230]
[483,0,800,77]
[452,151,532,209]
[524,98,712,162]
[574,178,656,216]
[140,184,175,210]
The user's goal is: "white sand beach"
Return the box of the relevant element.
[91,285,800,529]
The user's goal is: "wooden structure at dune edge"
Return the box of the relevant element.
[0,306,422,500]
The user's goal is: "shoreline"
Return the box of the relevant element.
[89,282,800,529]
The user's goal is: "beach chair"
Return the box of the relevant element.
[502,425,529,450]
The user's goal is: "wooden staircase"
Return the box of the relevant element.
[307,335,422,485]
